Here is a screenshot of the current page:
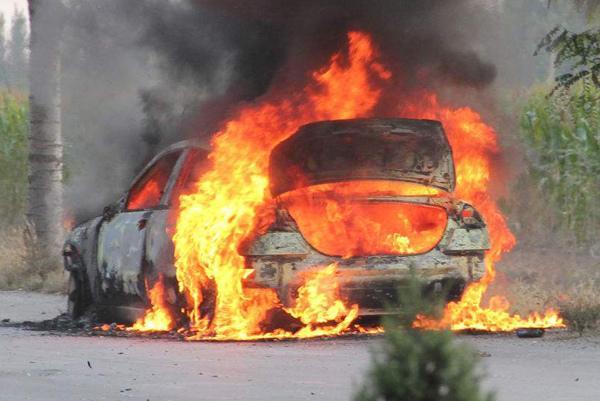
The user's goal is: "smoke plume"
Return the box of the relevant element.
[54,0,570,220]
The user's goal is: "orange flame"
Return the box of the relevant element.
[132,32,564,338]
[405,95,564,331]
[283,185,448,258]
[166,31,389,340]
[284,263,359,337]
[131,278,176,332]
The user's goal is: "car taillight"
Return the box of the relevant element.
[460,207,474,219]
[458,204,484,227]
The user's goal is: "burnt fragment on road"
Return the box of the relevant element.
[516,328,545,338]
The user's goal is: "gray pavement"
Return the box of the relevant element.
[1,291,599,401]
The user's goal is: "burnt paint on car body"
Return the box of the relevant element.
[63,140,209,320]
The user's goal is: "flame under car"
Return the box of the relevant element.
[63,118,490,322]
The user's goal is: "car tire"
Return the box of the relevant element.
[445,279,466,302]
[67,271,89,320]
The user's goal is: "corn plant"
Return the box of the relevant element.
[520,81,600,248]
[0,91,28,224]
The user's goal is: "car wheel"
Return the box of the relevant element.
[67,271,88,319]
[445,279,466,302]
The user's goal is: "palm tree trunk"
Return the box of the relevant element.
[27,0,64,253]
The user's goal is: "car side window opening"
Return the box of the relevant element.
[126,151,182,211]
[170,148,210,205]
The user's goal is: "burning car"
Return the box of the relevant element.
[63,118,490,323]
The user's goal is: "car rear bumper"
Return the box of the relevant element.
[245,250,485,315]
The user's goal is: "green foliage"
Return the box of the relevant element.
[0,10,29,89]
[354,280,494,401]
[536,26,600,93]
[539,0,600,91]
[520,83,600,246]
[0,92,65,293]
[541,0,600,91]
[0,91,28,224]
[7,9,28,89]
[0,14,7,87]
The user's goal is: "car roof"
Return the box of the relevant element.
[158,138,211,155]
[127,138,210,190]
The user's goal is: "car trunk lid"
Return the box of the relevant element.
[269,118,456,196]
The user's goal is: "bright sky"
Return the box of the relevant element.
[0,0,27,35]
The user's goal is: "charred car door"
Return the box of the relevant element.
[95,149,184,310]
[144,147,210,298]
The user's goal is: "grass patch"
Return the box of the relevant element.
[0,224,66,293]
[493,247,600,335]
[558,283,600,336]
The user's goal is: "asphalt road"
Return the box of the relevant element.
[1,291,599,401]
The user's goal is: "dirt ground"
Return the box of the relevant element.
[1,291,599,401]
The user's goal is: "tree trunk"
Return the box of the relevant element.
[27,0,65,254]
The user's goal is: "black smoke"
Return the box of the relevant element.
[195,0,497,87]
[56,0,500,221]
[131,0,497,128]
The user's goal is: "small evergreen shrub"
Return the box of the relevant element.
[355,280,494,401]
